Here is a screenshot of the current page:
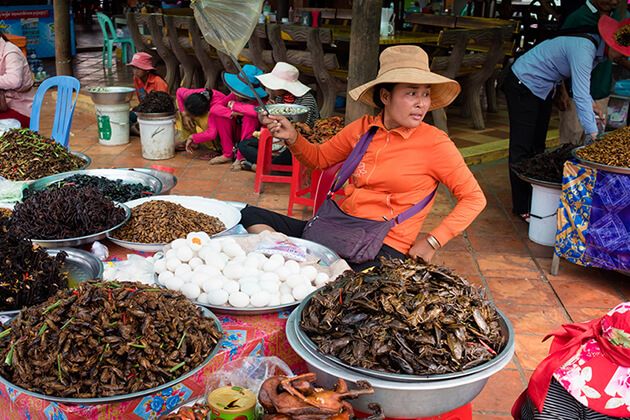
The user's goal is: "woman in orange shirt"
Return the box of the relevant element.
[241,46,486,269]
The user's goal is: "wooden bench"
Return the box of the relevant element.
[239,24,274,72]
[146,13,181,93]
[127,13,154,54]
[266,23,347,117]
[164,15,203,88]
[187,17,223,89]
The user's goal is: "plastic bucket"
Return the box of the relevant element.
[137,114,176,160]
[529,184,561,246]
[95,103,130,146]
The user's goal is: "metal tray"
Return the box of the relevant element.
[512,170,562,190]
[107,196,242,252]
[120,168,178,195]
[27,169,163,197]
[293,293,511,383]
[572,146,630,175]
[0,248,103,318]
[30,202,131,248]
[0,306,223,404]
[197,235,340,316]
[73,151,91,171]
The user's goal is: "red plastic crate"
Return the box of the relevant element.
[355,403,472,420]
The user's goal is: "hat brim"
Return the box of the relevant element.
[348,68,461,111]
[222,72,268,100]
[256,73,310,97]
[127,62,155,71]
[599,15,630,57]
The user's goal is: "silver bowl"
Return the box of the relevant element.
[286,301,515,417]
[120,168,178,195]
[256,104,309,123]
[29,202,131,248]
[0,306,223,404]
[135,112,176,120]
[0,248,104,318]
[88,86,135,105]
[572,146,630,175]
[27,169,163,198]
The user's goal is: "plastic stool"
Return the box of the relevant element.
[355,404,472,420]
[287,157,319,216]
[254,128,292,193]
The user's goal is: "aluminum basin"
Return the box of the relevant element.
[88,87,135,105]
[286,305,515,418]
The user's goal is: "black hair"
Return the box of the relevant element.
[184,89,212,117]
[372,83,395,108]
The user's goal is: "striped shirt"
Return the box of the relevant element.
[273,91,320,127]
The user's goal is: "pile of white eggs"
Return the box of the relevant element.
[154,232,333,308]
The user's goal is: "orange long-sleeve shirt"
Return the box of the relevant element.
[289,114,486,254]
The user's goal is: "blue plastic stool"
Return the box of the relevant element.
[96,12,136,68]
[30,76,81,149]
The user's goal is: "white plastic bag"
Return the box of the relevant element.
[103,254,158,284]
[204,356,293,397]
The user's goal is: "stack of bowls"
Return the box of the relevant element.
[286,296,515,418]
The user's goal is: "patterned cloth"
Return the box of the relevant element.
[554,160,630,271]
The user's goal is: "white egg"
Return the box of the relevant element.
[292,284,315,301]
[158,270,174,285]
[171,238,187,249]
[188,257,204,270]
[228,291,250,308]
[189,231,210,241]
[260,278,280,293]
[222,280,240,294]
[285,260,300,274]
[286,274,304,289]
[190,272,205,287]
[240,267,259,279]
[260,272,280,283]
[279,283,292,295]
[186,232,209,251]
[166,257,182,272]
[268,293,281,306]
[197,246,215,262]
[165,276,184,291]
[207,240,222,253]
[240,282,261,296]
[197,292,209,304]
[315,272,330,287]
[263,258,282,273]
[202,277,224,293]
[207,289,229,305]
[274,266,291,281]
[205,254,227,271]
[244,255,261,270]
[250,291,271,307]
[174,264,192,278]
[223,242,245,258]
[180,283,201,300]
[300,266,318,282]
[270,253,285,264]
[223,264,245,280]
[175,246,194,263]
[280,294,295,304]
[194,265,221,278]
[154,258,167,274]
[239,276,259,285]
[220,237,237,246]
[165,249,178,260]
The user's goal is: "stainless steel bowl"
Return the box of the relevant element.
[286,302,515,417]
[73,151,91,170]
[88,87,135,105]
[30,202,131,248]
[256,104,309,123]
[27,169,163,198]
[119,168,178,195]
[0,248,104,318]
[0,306,223,404]
[572,146,630,175]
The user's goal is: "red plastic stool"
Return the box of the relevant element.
[356,404,472,420]
[253,128,292,193]
[287,157,320,216]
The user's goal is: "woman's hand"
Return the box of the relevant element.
[408,234,437,263]
[185,136,196,154]
[261,114,298,145]
[181,114,196,132]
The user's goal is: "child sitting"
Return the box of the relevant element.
[128,52,168,134]
[176,87,226,160]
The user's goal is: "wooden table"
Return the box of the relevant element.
[332,29,439,45]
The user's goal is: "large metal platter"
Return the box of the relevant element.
[73,151,91,171]
[27,169,163,197]
[572,146,630,175]
[107,196,241,252]
[0,248,103,318]
[0,306,223,404]
[29,202,131,248]
[119,168,178,195]
[512,169,562,190]
[293,293,511,383]
[198,234,341,316]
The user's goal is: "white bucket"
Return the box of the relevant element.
[137,114,176,160]
[95,103,130,146]
[529,184,562,246]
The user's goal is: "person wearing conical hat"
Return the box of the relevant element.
[241,45,487,270]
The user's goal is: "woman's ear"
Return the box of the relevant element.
[380,88,391,106]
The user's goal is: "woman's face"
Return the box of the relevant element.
[380,84,431,130]
[132,67,148,81]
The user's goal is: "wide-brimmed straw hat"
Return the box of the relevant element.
[256,62,310,97]
[599,15,630,56]
[349,45,460,111]
[127,52,155,71]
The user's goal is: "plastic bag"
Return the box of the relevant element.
[103,254,159,284]
[0,179,27,203]
[204,356,293,398]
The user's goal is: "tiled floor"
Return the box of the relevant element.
[34,55,620,419]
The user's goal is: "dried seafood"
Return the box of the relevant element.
[0,281,222,398]
[295,117,344,144]
[511,144,576,183]
[163,402,211,420]
[112,201,225,244]
[133,91,175,114]
[576,126,630,168]
[301,259,505,376]
[0,208,11,219]
[259,373,383,420]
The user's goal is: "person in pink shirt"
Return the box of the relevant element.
[176,87,226,160]
[0,32,34,127]
[213,65,268,169]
